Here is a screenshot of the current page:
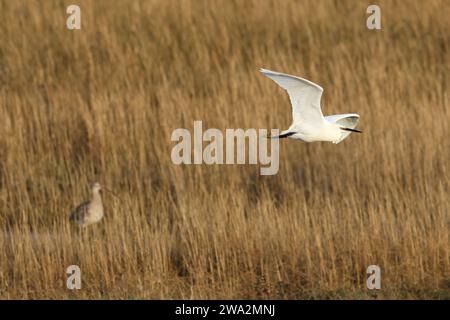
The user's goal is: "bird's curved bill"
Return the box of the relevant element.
[102,187,120,199]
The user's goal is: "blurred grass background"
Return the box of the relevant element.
[0,0,448,299]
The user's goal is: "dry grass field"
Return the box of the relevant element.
[0,0,449,299]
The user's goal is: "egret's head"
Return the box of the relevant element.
[91,182,102,194]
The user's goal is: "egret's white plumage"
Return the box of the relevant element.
[69,182,104,227]
[260,68,361,144]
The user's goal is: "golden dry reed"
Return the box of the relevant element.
[0,0,448,299]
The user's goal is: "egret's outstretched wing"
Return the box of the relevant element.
[260,68,324,126]
[325,113,360,144]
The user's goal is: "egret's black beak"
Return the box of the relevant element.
[341,127,362,133]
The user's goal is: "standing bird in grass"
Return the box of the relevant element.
[260,68,361,144]
[69,182,104,227]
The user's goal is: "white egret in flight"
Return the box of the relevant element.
[260,68,361,143]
